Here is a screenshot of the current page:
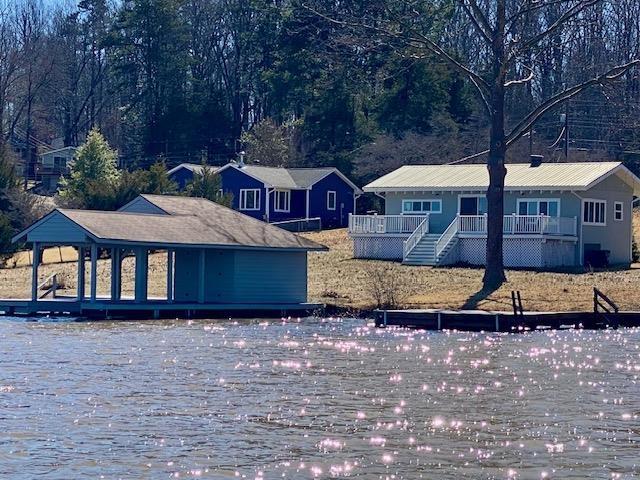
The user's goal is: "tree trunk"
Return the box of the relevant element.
[483,0,508,290]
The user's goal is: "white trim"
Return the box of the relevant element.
[327,191,337,210]
[614,201,624,221]
[240,188,261,211]
[516,198,561,217]
[401,198,443,214]
[305,190,310,219]
[582,198,607,226]
[274,189,291,213]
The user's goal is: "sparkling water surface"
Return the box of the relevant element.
[0,317,639,479]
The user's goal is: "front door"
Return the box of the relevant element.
[460,196,481,215]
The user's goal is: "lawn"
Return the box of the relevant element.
[1,214,639,313]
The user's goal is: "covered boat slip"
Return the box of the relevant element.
[1,195,326,318]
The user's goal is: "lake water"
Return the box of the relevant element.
[0,317,639,479]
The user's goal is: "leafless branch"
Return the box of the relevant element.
[506,60,640,146]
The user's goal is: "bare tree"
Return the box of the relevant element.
[306,0,640,288]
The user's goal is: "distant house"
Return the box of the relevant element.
[348,161,640,268]
[6,194,327,316]
[167,163,209,189]
[168,162,363,228]
[37,146,76,192]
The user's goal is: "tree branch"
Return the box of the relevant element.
[302,4,492,113]
[505,60,640,146]
[456,0,493,46]
[504,64,534,87]
[510,0,601,61]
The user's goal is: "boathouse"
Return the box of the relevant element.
[4,194,327,317]
[349,161,640,268]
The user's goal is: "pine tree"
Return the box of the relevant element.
[185,165,233,207]
[59,128,120,208]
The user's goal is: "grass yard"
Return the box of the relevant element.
[1,211,639,313]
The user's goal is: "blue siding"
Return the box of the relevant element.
[218,167,267,221]
[308,172,355,228]
[170,167,197,189]
[268,189,307,222]
[173,247,307,304]
[27,211,88,243]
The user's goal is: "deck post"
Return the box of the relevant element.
[134,248,148,303]
[90,244,98,302]
[305,190,310,220]
[110,248,121,301]
[198,249,206,304]
[167,249,174,302]
[77,246,85,301]
[31,242,40,302]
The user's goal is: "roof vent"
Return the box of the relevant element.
[530,154,544,167]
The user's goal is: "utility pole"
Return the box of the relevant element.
[563,103,569,160]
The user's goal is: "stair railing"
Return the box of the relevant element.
[435,216,460,259]
[38,273,59,299]
[402,216,430,259]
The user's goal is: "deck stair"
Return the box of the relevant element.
[403,217,460,266]
[402,234,444,265]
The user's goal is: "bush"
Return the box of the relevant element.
[364,263,416,309]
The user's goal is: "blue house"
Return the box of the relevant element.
[168,162,363,228]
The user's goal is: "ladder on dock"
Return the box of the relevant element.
[593,287,619,329]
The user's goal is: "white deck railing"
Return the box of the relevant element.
[435,218,460,259]
[403,217,430,258]
[459,215,577,236]
[348,214,428,234]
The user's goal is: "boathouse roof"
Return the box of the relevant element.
[364,162,640,194]
[13,195,328,251]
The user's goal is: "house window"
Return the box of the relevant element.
[583,199,606,225]
[402,199,442,214]
[614,201,624,221]
[240,189,260,211]
[327,191,337,210]
[459,195,487,215]
[517,199,560,216]
[274,189,290,212]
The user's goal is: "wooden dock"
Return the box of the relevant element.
[374,289,640,332]
[374,309,640,332]
[0,296,324,320]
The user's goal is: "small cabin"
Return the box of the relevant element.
[4,195,327,317]
[168,163,363,229]
[37,146,76,192]
[349,161,640,269]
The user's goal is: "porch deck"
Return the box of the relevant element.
[349,214,578,266]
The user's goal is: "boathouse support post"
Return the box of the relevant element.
[90,244,98,302]
[31,242,40,302]
[77,246,85,301]
[110,248,121,301]
[134,248,148,303]
[166,249,174,303]
[198,249,206,304]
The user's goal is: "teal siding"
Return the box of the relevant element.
[173,248,308,304]
[382,172,635,266]
[27,211,88,243]
[232,250,307,303]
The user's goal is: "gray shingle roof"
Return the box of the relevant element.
[16,195,327,251]
[240,165,334,189]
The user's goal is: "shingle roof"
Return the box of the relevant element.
[364,162,640,194]
[15,195,327,251]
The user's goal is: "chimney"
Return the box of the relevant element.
[530,154,544,167]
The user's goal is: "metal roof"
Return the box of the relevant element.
[217,163,363,193]
[364,162,640,194]
[14,195,327,251]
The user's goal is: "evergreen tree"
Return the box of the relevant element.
[185,165,233,207]
[59,127,120,208]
